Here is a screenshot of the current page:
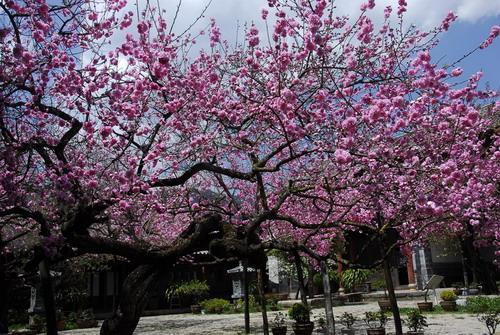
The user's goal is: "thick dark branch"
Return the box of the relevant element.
[151,162,255,187]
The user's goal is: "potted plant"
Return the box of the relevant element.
[468,282,480,295]
[417,287,433,312]
[288,302,314,335]
[439,290,457,311]
[374,280,391,312]
[478,311,499,335]
[451,282,463,296]
[364,311,388,335]
[55,309,65,331]
[405,308,428,335]
[166,280,210,314]
[339,312,356,335]
[271,312,287,335]
[75,309,98,328]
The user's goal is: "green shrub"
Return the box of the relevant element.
[440,290,457,301]
[201,298,231,314]
[288,303,311,323]
[466,297,500,313]
[232,296,260,313]
[341,269,372,291]
[165,280,210,304]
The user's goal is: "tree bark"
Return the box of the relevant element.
[100,265,163,335]
[293,251,308,305]
[243,260,250,334]
[38,249,58,335]
[461,225,498,294]
[321,261,335,335]
[382,256,402,335]
[0,241,8,335]
[257,269,269,335]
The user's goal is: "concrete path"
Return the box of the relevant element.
[60,300,489,335]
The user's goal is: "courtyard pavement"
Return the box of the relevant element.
[58,299,491,335]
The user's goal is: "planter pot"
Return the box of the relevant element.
[271,326,287,335]
[417,302,433,312]
[332,296,346,307]
[340,329,356,335]
[468,288,479,295]
[440,300,457,311]
[191,304,202,314]
[76,319,98,328]
[366,328,386,335]
[378,299,392,312]
[407,332,424,335]
[56,320,66,331]
[292,322,314,335]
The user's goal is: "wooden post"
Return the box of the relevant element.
[321,261,335,335]
[293,251,308,305]
[382,256,403,335]
[243,260,250,334]
[257,269,269,335]
[38,253,58,335]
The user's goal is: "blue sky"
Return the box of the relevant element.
[432,16,500,90]
[153,0,499,88]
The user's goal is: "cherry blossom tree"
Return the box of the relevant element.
[1,0,498,335]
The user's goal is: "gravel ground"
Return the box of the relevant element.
[60,300,489,335]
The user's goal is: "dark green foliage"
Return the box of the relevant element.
[288,303,311,323]
[165,280,210,304]
[200,298,231,314]
[465,297,500,313]
[341,269,372,291]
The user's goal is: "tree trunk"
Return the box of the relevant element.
[307,262,315,298]
[382,257,402,335]
[461,225,498,294]
[243,260,250,334]
[38,250,58,335]
[293,251,308,305]
[0,242,8,335]
[100,265,162,335]
[257,269,269,335]
[321,261,335,335]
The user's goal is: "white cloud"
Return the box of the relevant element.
[162,0,500,37]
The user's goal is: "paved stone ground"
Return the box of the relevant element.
[59,299,490,335]
[59,300,490,335]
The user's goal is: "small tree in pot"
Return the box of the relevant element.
[439,290,457,311]
[417,287,433,312]
[339,312,356,335]
[364,311,388,335]
[405,309,428,335]
[478,312,499,335]
[271,312,287,335]
[288,303,314,335]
